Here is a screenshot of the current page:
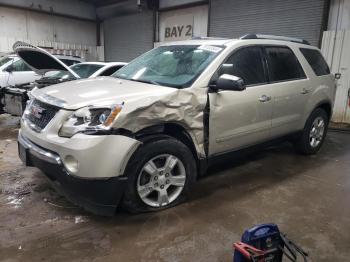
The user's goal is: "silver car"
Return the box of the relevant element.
[17,35,335,215]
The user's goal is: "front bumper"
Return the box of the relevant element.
[18,133,128,216]
[20,117,141,179]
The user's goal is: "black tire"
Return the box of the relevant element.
[122,135,197,213]
[294,108,329,155]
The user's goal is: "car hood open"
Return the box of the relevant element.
[13,41,80,78]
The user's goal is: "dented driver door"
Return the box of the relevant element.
[207,46,274,156]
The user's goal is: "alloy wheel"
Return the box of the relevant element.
[309,116,325,148]
[136,154,186,207]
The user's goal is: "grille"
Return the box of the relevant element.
[25,99,60,131]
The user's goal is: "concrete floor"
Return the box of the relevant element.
[1,113,350,262]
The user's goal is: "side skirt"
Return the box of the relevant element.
[198,131,302,177]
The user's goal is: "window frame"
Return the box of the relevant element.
[210,44,309,89]
[263,45,307,84]
[210,45,270,88]
[299,48,330,76]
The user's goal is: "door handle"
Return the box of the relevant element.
[301,88,310,94]
[259,95,271,103]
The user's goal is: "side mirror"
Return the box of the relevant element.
[5,65,13,73]
[335,73,341,80]
[210,74,246,92]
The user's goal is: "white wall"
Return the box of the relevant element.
[328,0,350,30]
[321,0,350,124]
[0,0,96,20]
[158,5,208,42]
[322,30,350,124]
[0,6,99,60]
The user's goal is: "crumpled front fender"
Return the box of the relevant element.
[115,87,208,157]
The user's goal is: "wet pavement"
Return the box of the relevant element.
[0,113,350,261]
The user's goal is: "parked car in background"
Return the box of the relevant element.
[0,53,84,113]
[0,53,83,88]
[40,62,128,85]
[17,35,335,216]
[0,54,40,89]
[1,42,126,116]
[54,55,83,66]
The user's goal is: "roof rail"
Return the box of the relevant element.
[240,34,310,45]
[191,36,228,40]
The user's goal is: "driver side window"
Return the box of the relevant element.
[215,46,267,86]
[11,59,32,72]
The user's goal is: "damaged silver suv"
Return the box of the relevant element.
[18,35,335,215]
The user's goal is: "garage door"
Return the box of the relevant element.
[209,0,328,46]
[104,11,154,62]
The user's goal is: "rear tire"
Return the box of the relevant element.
[122,136,197,213]
[294,108,329,155]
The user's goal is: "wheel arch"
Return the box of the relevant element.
[302,99,333,129]
[316,101,332,120]
[134,122,206,177]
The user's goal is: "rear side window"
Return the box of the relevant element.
[217,46,267,86]
[265,46,306,82]
[300,48,330,76]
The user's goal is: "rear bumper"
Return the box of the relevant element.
[18,133,127,216]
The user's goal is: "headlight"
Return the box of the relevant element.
[59,104,123,137]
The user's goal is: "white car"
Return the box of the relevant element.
[0,55,40,88]
[0,54,83,88]
[54,55,85,67]
[2,43,126,116]
[43,62,128,83]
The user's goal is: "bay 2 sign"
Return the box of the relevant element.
[164,24,193,40]
[163,15,193,41]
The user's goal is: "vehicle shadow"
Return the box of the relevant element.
[188,137,337,204]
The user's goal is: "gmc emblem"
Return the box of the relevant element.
[30,104,45,119]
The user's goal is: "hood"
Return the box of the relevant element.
[31,77,176,110]
[13,41,80,78]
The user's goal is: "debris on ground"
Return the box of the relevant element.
[74,216,88,224]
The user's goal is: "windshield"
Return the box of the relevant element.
[70,63,104,78]
[45,70,75,80]
[0,56,13,67]
[112,45,223,88]
[46,63,104,80]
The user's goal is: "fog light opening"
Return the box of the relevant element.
[64,155,79,174]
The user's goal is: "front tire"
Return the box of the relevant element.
[122,136,197,213]
[294,108,329,155]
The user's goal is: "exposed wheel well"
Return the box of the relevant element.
[134,123,201,172]
[317,102,332,120]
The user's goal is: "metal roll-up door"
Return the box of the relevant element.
[209,0,327,46]
[104,11,154,62]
